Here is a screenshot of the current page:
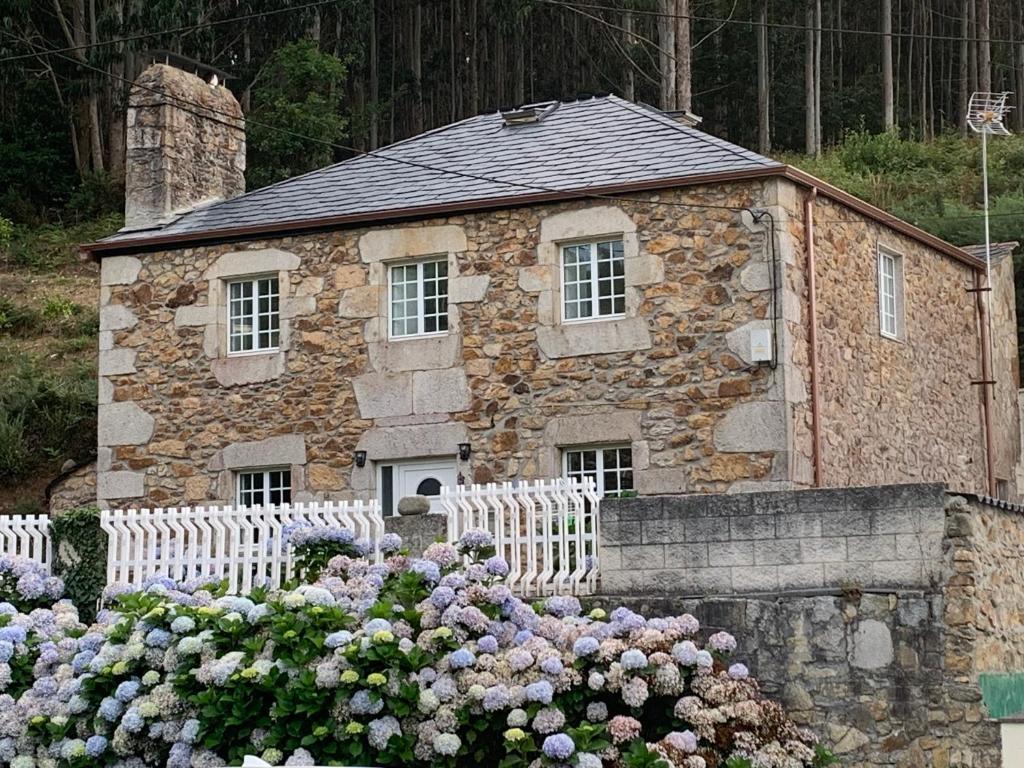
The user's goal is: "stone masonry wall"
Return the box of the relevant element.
[97,183,797,507]
[786,192,986,492]
[598,484,1024,767]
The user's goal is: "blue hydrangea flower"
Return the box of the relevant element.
[484,556,509,577]
[115,680,140,702]
[573,636,599,656]
[540,657,564,675]
[85,735,108,757]
[410,559,441,584]
[477,635,499,654]
[620,649,648,670]
[525,680,554,704]
[449,649,476,669]
[542,733,575,760]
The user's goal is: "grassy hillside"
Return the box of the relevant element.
[0,215,119,513]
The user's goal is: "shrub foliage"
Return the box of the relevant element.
[0,528,834,767]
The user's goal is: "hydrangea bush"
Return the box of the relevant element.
[0,533,835,768]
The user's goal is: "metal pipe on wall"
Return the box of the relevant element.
[974,270,997,496]
[804,189,823,487]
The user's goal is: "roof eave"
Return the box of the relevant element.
[82,164,983,270]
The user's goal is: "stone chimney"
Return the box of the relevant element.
[124,63,245,230]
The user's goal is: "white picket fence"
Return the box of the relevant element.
[441,477,601,596]
[100,501,384,593]
[1,478,601,596]
[0,514,52,573]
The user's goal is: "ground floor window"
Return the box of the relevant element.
[236,468,291,507]
[563,445,633,497]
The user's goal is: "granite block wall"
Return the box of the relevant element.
[595,483,1024,767]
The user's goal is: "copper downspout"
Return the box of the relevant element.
[974,270,997,495]
[804,189,823,487]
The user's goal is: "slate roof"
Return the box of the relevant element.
[103,95,780,244]
[961,242,1019,263]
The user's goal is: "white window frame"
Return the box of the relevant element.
[388,257,449,339]
[559,238,626,324]
[877,247,904,341]
[227,275,280,355]
[562,444,634,497]
[235,467,292,508]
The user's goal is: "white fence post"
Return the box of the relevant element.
[100,500,386,593]
[440,477,600,596]
[0,514,52,573]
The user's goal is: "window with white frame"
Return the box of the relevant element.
[561,239,626,321]
[236,468,291,507]
[563,445,633,497]
[877,248,904,340]
[228,276,280,354]
[389,259,449,338]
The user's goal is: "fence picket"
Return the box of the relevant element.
[440,477,599,597]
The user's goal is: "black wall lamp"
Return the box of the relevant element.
[354,450,367,468]
[458,443,471,461]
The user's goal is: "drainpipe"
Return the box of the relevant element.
[974,270,997,495]
[804,189,823,487]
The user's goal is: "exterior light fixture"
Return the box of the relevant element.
[354,450,367,468]
[458,443,471,461]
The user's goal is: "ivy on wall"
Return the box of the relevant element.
[49,505,106,622]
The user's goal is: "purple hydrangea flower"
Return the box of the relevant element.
[477,635,499,654]
[484,556,509,577]
[458,529,494,550]
[728,662,749,679]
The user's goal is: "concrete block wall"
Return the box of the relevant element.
[600,483,948,595]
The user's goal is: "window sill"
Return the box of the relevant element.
[211,351,286,387]
[387,331,449,343]
[560,313,627,326]
[537,316,652,359]
[227,347,282,358]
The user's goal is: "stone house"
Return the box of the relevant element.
[78,62,1020,512]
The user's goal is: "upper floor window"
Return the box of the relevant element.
[564,445,633,497]
[390,259,449,338]
[236,467,291,507]
[228,276,280,354]
[561,239,626,322]
[877,247,904,340]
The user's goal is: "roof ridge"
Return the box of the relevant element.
[604,95,776,168]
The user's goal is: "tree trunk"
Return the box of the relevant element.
[968,0,979,94]
[470,0,479,115]
[623,9,635,101]
[960,0,970,135]
[515,16,525,105]
[674,0,692,112]
[658,0,677,110]
[977,0,990,92]
[757,0,770,154]
[805,1,816,155]
[814,0,822,153]
[412,2,423,134]
[882,0,894,129]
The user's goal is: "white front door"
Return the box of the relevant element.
[380,458,458,514]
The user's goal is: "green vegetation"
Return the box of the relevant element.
[0,349,96,482]
[247,41,349,189]
[785,130,1024,248]
[787,130,1024,367]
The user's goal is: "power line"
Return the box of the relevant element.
[540,0,1024,47]
[0,0,341,65]
[5,31,1017,242]
[4,31,755,219]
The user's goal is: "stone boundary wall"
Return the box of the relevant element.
[600,483,947,595]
